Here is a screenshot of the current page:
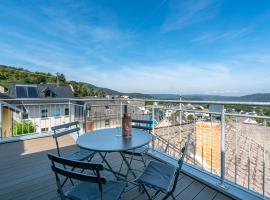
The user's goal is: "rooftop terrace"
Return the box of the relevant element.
[0,135,232,200]
[1,98,269,200]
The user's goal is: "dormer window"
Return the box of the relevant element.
[44,89,56,97]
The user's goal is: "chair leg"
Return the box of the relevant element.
[61,166,75,187]
[161,192,173,200]
[118,159,124,174]
[141,155,146,166]
[152,190,161,198]
[81,154,95,173]
[140,184,152,200]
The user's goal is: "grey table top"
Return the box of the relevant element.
[77,128,152,152]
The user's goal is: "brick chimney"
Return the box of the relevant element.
[195,122,221,174]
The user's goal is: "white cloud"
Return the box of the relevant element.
[40,3,135,45]
[191,28,249,43]
[66,61,231,94]
[162,0,219,32]
[65,58,270,95]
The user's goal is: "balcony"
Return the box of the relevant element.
[0,98,269,200]
[0,135,232,200]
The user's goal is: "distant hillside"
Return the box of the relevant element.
[150,93,270,102]
[81,82,152,98]
[0,65,150,98]
[151,94,181,99]
[1,65,269,101]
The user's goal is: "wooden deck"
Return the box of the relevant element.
[0,135,233,200]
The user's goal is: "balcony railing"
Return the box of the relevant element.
[0,97,269,199]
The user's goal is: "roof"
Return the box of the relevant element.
[8,84,74,99]
[38,84,74,98]
[0,92,24,112]
[0,92,11,99]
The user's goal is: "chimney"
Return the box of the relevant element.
[195,121,221,174]
[69,84,74,93]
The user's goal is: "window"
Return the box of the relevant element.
[41,128,49,132]
[52,108,61,117]
[16,86,27,98]
[65,108,69,116]
[22,113,29,119]
[105,119,110,126]
[41,109,48,118]
[16,86,39,98]
[44,89,56,97]
[27,87,38,98]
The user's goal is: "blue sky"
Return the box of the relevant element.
[1,0,270,95]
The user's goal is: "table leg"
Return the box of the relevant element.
[120,152,137,179]
[98,152,119,180]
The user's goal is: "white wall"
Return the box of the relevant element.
[23,103,77,133]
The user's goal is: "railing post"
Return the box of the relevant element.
[119,102,123,128]
[218,105,229,189]
[263,119,266,197]
[83,102,87,134]
[0,103,2,139]
[68,100,71,123]
[152,104,155,150]
[120,102,123,118]
[179,95,182,124]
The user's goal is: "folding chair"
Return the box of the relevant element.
[52,121,95,162]
[136,134,191,200]
[48,153,126,200]
[122,119,153,166]
[52,121,96,188]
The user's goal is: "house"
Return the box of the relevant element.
[0,92,24,138]
[8,84,74,98]
[4,84,75,134]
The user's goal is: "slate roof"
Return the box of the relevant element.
[154,122,270,197]
[38,84,74,98]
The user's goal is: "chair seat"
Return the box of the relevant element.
[66,149,95,161]
[137,161,177,192]
[65,180,127,200]
[124,145,149,156]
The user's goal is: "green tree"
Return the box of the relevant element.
[12,121,36,136]
[186,114,194,121]
[56,72,66,83]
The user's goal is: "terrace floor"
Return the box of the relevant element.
[0,135,233,200]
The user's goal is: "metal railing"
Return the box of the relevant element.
[0,97,269,198]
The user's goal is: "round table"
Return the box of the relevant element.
[77,128,152,180]
[77,128,152,152]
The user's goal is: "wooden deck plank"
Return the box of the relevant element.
[213,193,233,200]
[193,186,218,200]
[176,180,205,200]
[154,175,195,200]
[0,136,234,200]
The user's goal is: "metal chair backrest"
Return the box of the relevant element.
[132,119,152,131]
[52,121,80,157]
[48,153,106,200]
[171,133,191,193]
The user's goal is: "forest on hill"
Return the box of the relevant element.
[0,65,106,97]
[0,65,152,98]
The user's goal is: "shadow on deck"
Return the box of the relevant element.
[0,135,233,200]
